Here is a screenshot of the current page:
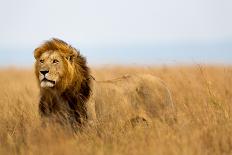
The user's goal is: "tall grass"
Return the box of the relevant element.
[0,66,232,155]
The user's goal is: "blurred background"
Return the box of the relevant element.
[0,0,231,67]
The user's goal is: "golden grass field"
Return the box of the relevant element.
[0,65,232,155]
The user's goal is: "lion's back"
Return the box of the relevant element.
[90,74,174,124]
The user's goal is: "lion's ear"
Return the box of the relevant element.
[65,53,78,62]
[66,50,79,62]
[66,55,75,62]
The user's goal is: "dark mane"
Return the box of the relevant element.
[62,53,92,125]
[35,38,92,127]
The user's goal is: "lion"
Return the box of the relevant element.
[34,38,174,128]
[34,38,91,127]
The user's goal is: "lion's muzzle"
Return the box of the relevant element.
[39,69,56,88]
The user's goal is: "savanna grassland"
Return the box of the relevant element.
[0,66,232,155]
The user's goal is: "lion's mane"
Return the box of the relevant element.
[34,38,91,126]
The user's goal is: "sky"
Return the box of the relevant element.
[0,0,232,66]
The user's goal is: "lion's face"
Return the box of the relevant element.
[35,51,66,88]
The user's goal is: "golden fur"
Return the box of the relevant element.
[34,38,174,128]
[34,38,91,126]
[90,74,174,126]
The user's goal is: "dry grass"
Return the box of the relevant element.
[0,65,232,155]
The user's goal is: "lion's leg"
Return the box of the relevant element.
[130,116,149,127]
[124,109,152,128]
[124,116,152,128]
[86,98,97,126]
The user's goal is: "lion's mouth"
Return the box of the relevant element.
[40,78,56,88]
[42,78,56,84]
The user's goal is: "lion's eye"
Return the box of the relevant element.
[53,59,59,64]
[40,59,44,63]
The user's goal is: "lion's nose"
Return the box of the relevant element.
[40,70,49,76]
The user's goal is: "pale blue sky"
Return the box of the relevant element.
[0,0,232,66]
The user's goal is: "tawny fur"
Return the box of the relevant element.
[34,38,174,128]
[90,74,175,126]
[34,38,91,126]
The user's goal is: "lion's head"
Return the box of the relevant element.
[34,38,90,93]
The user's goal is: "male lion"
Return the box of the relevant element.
[34,38,174,128]
[34,38,91,127]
